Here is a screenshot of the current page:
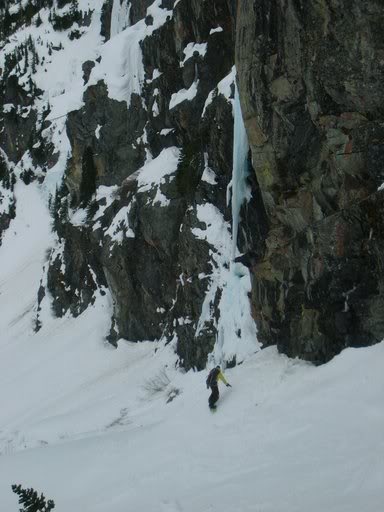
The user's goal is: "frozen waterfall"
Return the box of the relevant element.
[230,82,250,261]
[208,78,258,368]
[111,0,131,37]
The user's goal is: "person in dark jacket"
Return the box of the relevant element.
[206,365,231,409]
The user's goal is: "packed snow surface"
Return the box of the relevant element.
[169,80,199,110]
[0,184,384,512]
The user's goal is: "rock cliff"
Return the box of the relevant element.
[236,0,384,362]
[1,0,383,369]
[1,0,243,370]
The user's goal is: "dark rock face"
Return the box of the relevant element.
[236,0,384,363]
[100,0,113,41]
[130,0,155,25]
[0,75,37,164]
[65,82,147,204]
[41,0,236,370]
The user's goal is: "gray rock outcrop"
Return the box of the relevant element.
[236,0,384,363]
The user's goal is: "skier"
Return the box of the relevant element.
[206,365,232,409]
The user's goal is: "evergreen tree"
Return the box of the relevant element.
[11,484,55,512]
[35,12,43,27]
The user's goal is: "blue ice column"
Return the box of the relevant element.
[231,82,249,261]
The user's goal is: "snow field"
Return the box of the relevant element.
[0,182,53,341]
[0,182,383,512]
[1,319,384,512]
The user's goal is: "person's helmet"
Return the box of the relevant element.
[216,365,221,370]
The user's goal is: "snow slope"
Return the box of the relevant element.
[0,183,384,512]
[1,2,384,511]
